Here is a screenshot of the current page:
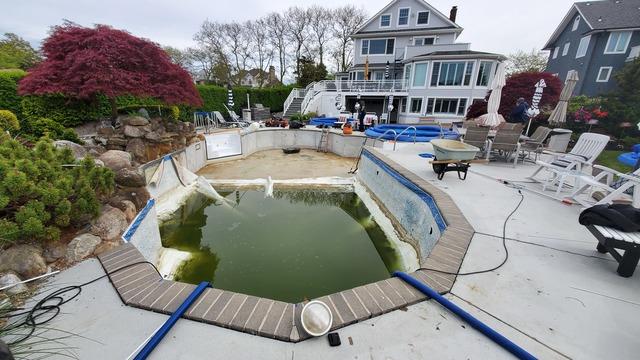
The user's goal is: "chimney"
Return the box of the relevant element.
[269,65,276,82]
[449,6,458,23]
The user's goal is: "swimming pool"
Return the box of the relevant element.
[160,188,404,303]
[365,124,460,142]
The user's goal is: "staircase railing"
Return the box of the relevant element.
[283,89,298,115]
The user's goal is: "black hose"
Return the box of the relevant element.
[418,189,525,276]
[2,261,161,345]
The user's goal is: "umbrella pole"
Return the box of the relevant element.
[526,118,533,136]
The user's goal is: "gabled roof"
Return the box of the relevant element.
[544,0,640,49]
[352,0,462,36]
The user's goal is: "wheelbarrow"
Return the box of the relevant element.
[421,139,487,180]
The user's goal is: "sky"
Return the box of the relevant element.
[2,0,578,55]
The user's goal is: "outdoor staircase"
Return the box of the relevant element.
[284,96,304,117]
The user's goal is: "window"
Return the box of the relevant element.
[373,71,384,80]
[417,11,430,25]
[605,31,632,54]
[572,16,580,31]
[425,98,468,116]
[380,14,391,27]
[476,61,493,87]
[430,61,474,87]
[414,37,436,46]
[596,67,612,82]
[409,97,423,114]
[412,63,428,87]
[562,42,570,56]
[404,64,412,83]
[552,47,559,59]
[355,71,365,80]
[361,39,395,55]
[400,98,407,113]
[576,35,591,58]
[398,8,410,26]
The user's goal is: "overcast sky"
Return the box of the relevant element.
[3,0,577,55]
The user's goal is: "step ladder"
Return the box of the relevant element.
[317,128,329,153]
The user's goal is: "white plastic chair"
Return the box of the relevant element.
[212,111,248,128]
[529,133,610,196]
[570,165,640,207]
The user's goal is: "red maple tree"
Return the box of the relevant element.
[466,72,563,120]
[19,24,202,119]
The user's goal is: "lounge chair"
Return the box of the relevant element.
[585,224,640,277]
[570,165,640,207]
[222,104,244,123]
[520,126,552,162]
[529,133,610,196]
[213,111,248,128]
[488,125,523,167]
[498,123,523,131]
[461,124,491,159]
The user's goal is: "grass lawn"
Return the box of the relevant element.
[596,150,633,173]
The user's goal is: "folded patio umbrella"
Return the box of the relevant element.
[548,70,579,126]
[227,83,234,108]
[364,56,369,81]
[476,62,506,128]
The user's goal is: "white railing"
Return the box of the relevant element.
[283,90,298,115]
[298,79,408,114]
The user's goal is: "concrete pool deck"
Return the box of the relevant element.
[21,143,640,359]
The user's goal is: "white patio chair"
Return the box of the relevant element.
[570,165,640,207]
[222,104,244,123]
[528,133,610,196]
[212,111,248,128]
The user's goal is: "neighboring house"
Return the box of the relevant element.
[285,0,505,123]
[239,66,282,88]
[544,0,640,97]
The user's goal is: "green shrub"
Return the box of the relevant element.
[170,105,180,121]
[196,85,293,114]
[0,135,114,244]
[0,109,19,131]
[24,118,82,143]
[0,69,26,116]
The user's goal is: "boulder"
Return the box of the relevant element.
[118,200,137,222]
[107,136,128,147]
[126,138,146,161]
[97,125,115,136]
[126,116,150,126]
[116,187,151,210]
[65,233,102,263]
[0,245,47,278]
[54,140,87,159]
[90,205,128,241]
[0,338,14,360]
[93,240,122,256]
[43,241,67,263]
[115,167,146,188]
[0,272,28,295]
[99,150,132,171]
[144,131,161,142]
[123,124,147,138]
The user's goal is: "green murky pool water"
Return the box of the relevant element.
[160,189,403,303]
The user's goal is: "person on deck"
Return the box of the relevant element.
[509,98,529,124]
[357,102,366,132]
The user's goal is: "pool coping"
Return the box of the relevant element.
[97,147,474,343]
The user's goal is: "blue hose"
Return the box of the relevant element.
[133,281,210,360]
[393,272,537,360]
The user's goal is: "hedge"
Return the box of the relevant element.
[0,70,293,127]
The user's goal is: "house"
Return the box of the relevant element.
[239,66,282,88]
[544,0,640,97]
[283,0,505,123]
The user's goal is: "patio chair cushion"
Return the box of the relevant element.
[610,173,639,195]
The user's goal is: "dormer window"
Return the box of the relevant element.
[417,11,430,25]
[572,16,580,31]
[398,8,410,26]
[380,14,391,27]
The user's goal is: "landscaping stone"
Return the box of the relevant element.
[43,241,67,263]
[0,272,28,295]
[0,245,47,278]
[53,140,87,159]
[99,150,132,171]
[93,240,122,256]
[144,131,161,142]
[124,124,147,138]
[107,136,128,147]
[116,187,151,210]
[126,116,150,126]
[126,138,146,161]
[121,200,137,222]
[115,167,146,188]
[90,205,128,241]
[66,233,102,263]
[97,125,115,136]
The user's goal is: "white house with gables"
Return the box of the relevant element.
[283,0,506,123]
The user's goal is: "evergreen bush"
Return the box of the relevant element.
[0,110,19,131]
[0,135,113,244]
